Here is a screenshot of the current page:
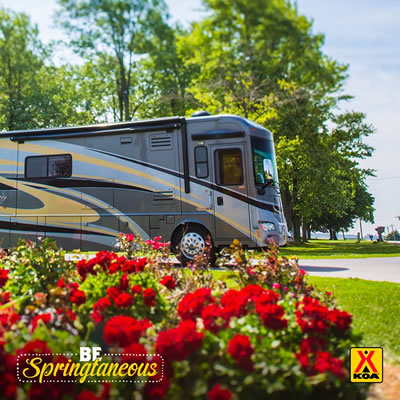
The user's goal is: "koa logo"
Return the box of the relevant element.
[350,347,383,383]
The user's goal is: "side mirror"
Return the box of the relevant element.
[263,159,274,180]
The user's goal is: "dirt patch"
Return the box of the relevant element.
[368,363,400,400]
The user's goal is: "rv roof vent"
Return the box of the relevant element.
[150,133,173,150]
[191,110,211,117]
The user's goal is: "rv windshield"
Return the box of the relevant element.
[251,136,278,186]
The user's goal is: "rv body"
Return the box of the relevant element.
[0,114,287,254]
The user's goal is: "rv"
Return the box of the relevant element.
[0,112,287,263]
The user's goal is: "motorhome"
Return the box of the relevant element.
[0,112,287,263]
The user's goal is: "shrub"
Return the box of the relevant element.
[0,236,369,399]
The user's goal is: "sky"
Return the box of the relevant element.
[0,0,399,236]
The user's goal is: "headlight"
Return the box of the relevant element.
[259,221,276,232]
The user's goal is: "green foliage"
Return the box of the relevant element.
[3,238,74,306]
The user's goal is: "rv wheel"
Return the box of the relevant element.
[171,224,215,266]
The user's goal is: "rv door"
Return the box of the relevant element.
[210,144,251,243]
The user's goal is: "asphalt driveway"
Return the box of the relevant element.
[299,257,400,283]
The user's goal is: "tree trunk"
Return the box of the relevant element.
[329,228,338,240]
[301,219,308,242]
[293,214,301,243]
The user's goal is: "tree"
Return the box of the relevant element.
[0,9,49,130]
[56,0,169,121]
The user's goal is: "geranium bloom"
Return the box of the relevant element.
[121,342,147,365]
[143,375,170,400]
[0,268,9,288]
[114,293,134,308]
[120,274,130,290]
[31,313,52,332]
[160,275,176,290]
[327,309,352,331]
[240,284,266,303]
[296,297,330,333]
[125,234,135,242]
[143,288,156,307]
[94,297,112,312]
[220,289,248,318]
[107,286,122,300]
[131,285,143,295]
[70,289,86,305]
[202,304,229,334]
[256,303,288,330]
[56,277,65,288]
[104,316,151,347]
[314,351,346,379]
[208,384,232,400]
[227,334,254,371]
[156,320,204,361]
[177,288,214,320]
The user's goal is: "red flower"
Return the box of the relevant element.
[160,275,176,290]
[94,297,112,312]
[143,288,156,307]
[75,390,99,400]
[314,351,346,379]
[143,375,170,400]
[0,291,11,305]
[0,310,20,331]
[125,234,135,242]
[240,284,266,302]
[31,313,52,332]
[256,303,287,330]
[104,316,151,347]
[70,289,86,305]
[220,290,247,318]
[120,274,130,290]
[255,289,279,306]
[296,297,330,333]
[108,258,124,274]
[107,286,122,300]
[121,342,147,365]
[114,293,134,308]
[327,309,352,331]
[177,288,214,320]
[17,340,53,377]
[56,277,65,288]
[156,320,203,361]
[131,285,143,295]
[154,236,161,242]
[208,384,232,400]
[202,304,229,334]
[0,269,9,288]
[227,334,254,371]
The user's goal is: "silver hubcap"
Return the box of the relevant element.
[180,232,205,259]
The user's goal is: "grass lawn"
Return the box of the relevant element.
[306,276,400,363]
[212,272,400,364]
[275,239,400,259]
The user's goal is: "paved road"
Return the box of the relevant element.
[299,257,400,283]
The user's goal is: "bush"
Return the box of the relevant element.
[0,236,369,399]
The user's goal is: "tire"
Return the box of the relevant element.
[171,224,215,267]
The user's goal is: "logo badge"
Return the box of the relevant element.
[350,347,383,383]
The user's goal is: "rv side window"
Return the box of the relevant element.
[215,148,243,186]
[194,146,208,178]
[25,154,72,178]
[25,156,47,178]
[48,155,72,177]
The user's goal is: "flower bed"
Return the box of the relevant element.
[0,236,369,399]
